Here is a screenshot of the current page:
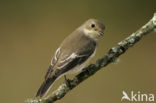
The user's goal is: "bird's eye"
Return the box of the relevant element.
[91,24,95,28]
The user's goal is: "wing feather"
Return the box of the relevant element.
[45,48,61,80]
[53,46,96,76]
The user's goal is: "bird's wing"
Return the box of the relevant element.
[44,45,95,80]
[51,44,96,77]
[36,47,62,97]
[45,47,61,80]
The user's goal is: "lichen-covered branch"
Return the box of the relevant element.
[27,13,156,103]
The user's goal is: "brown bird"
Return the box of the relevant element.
[36,19,105,98]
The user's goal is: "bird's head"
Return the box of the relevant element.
[81,19,105,40]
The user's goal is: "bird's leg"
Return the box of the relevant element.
[64,75,71,88]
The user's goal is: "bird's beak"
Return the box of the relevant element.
[99,31,104,36]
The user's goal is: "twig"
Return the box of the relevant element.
[27,13,156,103]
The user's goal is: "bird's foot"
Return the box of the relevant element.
[64,75,72,88]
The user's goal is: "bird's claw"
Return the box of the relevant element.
[64,75,71,88]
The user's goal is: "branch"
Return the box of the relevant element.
[27,13,156,103]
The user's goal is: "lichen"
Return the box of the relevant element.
[152,13,156,25]
[129,38,135,44]
[25,99,39,103]
[112,57,120,64]
[111,47,118,53]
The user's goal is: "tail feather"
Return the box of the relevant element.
[36,77,56,98]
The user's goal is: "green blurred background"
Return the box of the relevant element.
[0,0,156,103]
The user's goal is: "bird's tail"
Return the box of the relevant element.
[36,77,56,98]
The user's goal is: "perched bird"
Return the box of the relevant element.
[36,19,105,98]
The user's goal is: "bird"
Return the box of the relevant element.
[36,18,105,98]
